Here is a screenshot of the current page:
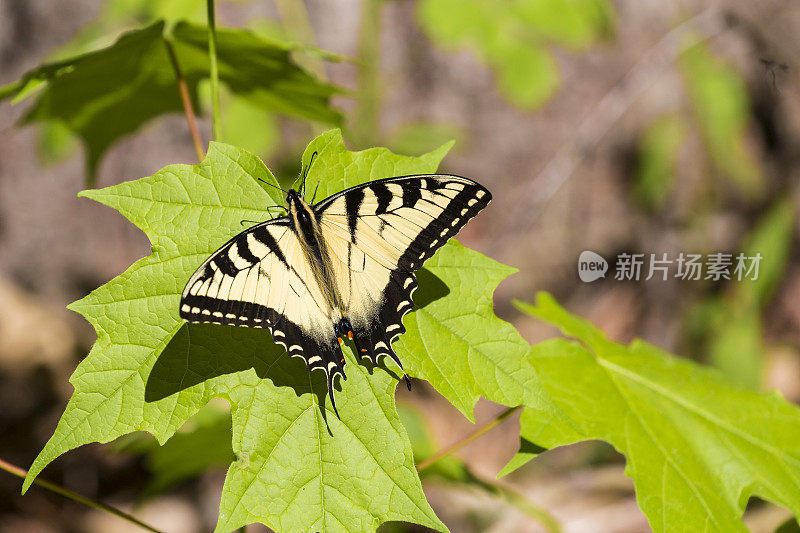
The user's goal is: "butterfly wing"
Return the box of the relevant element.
[314,174,491,370]
[179,218,347,411]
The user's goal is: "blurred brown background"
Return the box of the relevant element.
[2,0,800,531]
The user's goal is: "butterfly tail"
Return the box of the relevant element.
[352,319,409,389]
[269,313,347,418]
[328,371,341,419]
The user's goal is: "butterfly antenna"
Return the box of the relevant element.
[256,177,288,194]
[300,151,319,200]
[240,207,285,226]
[310,181,321,205]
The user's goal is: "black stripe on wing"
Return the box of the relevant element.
[179,218,290,326]
[266,311,346,417]
[395,177,491,271]
[180,295,272,328]
[352,270,417,372]
[314,175,491,272]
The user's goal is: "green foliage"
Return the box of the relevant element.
[388,123,467,158]
[703,198,794,389]
[105,0,208,24]
[37,122,80,164]
[19,118,795,530]
[400,403,562,532]
[681,41,762,196]
[0,21,341,184]
[3,0,137,165]
[112,401,234,496]
[736,199,795,308]
[776,516,800,533]
[217,88,279,160]
[417,0,613,109]
[704,304,763,390]
[397,403,471,482]
[634,115,686,211]
[507,293,800,531]
[22,129,539,532]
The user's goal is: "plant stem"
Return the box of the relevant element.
[416,406,522,472]
[164,40,205,162]
[0,458,163,533]
[496,482,562,533]
[478,476,562,533]
[207,0,222,141]
[354,0,382,146]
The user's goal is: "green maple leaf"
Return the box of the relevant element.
[506,293,800,531]
[0,20,342,184]
[23,129,535,532]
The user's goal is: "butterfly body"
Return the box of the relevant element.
[180,175,491,415]
[285,189,346,323]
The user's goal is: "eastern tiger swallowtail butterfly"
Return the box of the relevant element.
[180,171,491,416]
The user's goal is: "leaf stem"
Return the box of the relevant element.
[478,476,562,533]
[0,458,163,533]
[460,465,562,533]
[164,39,205,162]
[416,406,522,472]
[207,0,222,141]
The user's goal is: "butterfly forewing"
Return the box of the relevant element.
[315,175,491,368]
[179,219,347,397]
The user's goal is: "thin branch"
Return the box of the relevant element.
[497,483,562,533]
[414,407,559,531]
[473,473,562,533]
[164,39,205,162]
[416,405,521,472]
[207,0,222,141]
[0,458,163,533]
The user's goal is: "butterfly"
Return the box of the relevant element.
[180,167,491,416]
